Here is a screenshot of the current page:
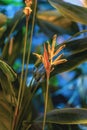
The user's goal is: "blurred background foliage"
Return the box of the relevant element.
[0,0,87,130]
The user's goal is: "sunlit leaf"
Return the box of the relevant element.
[37,10,79,37]
[48,0,87,24]
[0,60,17,81]
[0,26,7,38]
[0,13,7,27]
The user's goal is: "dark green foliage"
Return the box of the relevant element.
[0,0,87,130]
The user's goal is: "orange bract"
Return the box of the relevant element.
[42,44,51,76]
[33,35,67,77]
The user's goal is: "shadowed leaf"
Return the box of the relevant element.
[36,108,87,124]
[0,98,14,130]
[0,10,24,46]
[52,50,87,76]
[61,37,87,55]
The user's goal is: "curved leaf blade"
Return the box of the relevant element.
[48,0,87,25]
[52,50,87,76]
[36,108,87,124]
[0,60,17,81]
[62,37,87,55]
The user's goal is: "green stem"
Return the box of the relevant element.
[12,16,29,130]
[19,16,29,109]
[22,0,37,89]
[10,95,12,130]
[15,81,39,130]
[19,0,37,111]
[42,74,49,130]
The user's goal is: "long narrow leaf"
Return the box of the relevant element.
[0,98,14,130]
[55,36,87,55]
[36,108,87,124]
[37,10,79,36]
[48,0,87,24]
[0,60,17,81]
[52,50,87,76]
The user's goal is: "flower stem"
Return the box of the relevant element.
[20,0,37,111]
[19,15,29,109]
[42,74,49,130]
[12,16,29,130]
[22,0,37,90]
[18,15,29,110]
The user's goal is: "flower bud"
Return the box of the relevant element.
[23,7,32,16]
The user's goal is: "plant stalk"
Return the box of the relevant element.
[12,16,29,130]
[19,15,29,109]
[42,74,50,130]
[22,0,37,89]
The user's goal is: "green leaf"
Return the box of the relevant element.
[0,26,7,38]
[0,70,16,98]
[37,10,79,37]
[0,121,8,130]
[0,10,24,46]
[36,108,87,124]
[14,87,33,130]
[0,13,7,27]
[0,60,17,81]
[52,50,87,76]
[0,98,14,130]
[2,30,24,65]
[62,36,87,55]
[48,0,87,25]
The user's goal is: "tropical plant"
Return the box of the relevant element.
[0,0,87,130]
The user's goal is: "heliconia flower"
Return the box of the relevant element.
[42,44,51,77]
[33,35,67,77]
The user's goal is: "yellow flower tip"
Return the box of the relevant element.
[53,34,57,39]
[59,59,67,64]
[33,53,42,60]
[55,53,64,61]
[62,44,66,49]
[23,7,32,16]
[63,59,68,62]
[53,58,67,66]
